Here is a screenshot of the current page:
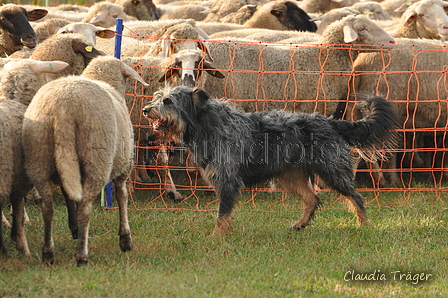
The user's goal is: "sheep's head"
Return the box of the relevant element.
[339,15,395,49]
[159,50,224,87]
[0,4,47,50]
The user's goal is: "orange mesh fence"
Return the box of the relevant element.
[116,26,447,211]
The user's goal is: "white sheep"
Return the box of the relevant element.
[0,59,69,256]
[0,4,48,57]
[351,37,448,184]
[311,7,360,35]
[391,0,448,40]
[219,4,258,24]
[159,4,209,21]
[29,33,105,81]
[299,0,360,14]
[202,0,270,22]
[111,0,160,21]
[350,2,392,21]
[204,14,395,117]
[22,56,148,265]
[83,1,136,28]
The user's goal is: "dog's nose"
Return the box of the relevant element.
[142,107,151,117]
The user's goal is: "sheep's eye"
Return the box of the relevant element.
[358,27,366,32]
[163,97,173,105]
[417,13,424,18]
[113,14,118,18]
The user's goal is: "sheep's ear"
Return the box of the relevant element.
[402,7,417,27]
[159,66,179,82]
[198,41,213,62]
[160,39,174,58]
[203,61,224,79]
[72,41,105,59]
[26,9,48,21]
[271,6,285,17]
[96,28,115,39]
[343,25,358,43]
[120,62,149,86]
[89,13,106,25]
[394,1,415,13]
[192,87,210,107]
[29,60,69,74]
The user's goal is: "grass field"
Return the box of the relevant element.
[1,187,447,297]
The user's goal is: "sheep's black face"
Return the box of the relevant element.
[0,7,38,48]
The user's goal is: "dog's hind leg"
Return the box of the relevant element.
[319,171,369,226]
[277,170,322,230]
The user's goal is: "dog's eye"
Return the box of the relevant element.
[163,97,173,105]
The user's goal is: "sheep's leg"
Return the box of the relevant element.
[75,196,94,266]
[1,204,6,255]
[158,146,183,202]
[113,178,132,253]
[39,183,56,265]
[10,196,30,256]
[1,211,10,228]
[61,187,78,239]
[137,148,152,182]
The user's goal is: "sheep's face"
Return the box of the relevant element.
[159,50,224,88]
[343,15,395,49]
[0,5,47,49]
[402,0,448,39]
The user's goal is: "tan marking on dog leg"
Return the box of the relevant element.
[210,213,233,237]
[278,170,320,229]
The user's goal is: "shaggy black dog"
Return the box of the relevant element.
[143,86,398,237]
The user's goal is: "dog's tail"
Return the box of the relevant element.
[331,96,399,160]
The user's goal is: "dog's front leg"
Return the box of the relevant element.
[210,186,239,237]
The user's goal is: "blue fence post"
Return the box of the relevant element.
[103,18,124,209]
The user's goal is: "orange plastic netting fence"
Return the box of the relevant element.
[114,26,447,211]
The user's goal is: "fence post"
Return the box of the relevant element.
[102,18,124,209]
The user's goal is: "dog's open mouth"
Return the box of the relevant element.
[151,118,173,132]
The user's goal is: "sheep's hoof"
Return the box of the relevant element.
[76,257,89,266]
[119,234,132,252]
[71,229,78,240]
[42,251,54,265]
[167,191,183,203]
[290,222,308,231]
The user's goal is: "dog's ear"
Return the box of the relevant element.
[192,87,210,108]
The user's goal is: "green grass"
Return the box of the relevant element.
[1,189,447,298]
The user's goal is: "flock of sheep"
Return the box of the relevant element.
[0,0,447,265]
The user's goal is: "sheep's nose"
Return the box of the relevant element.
[142,107,151,116]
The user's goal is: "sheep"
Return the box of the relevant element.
[121,50,224,200]
[56,22,116,46]
[0,59,69,256]
[299,0,360,14]
[159,4,209,21]
[350,2,392,21]
[202,0,270,22]
[29,33,105,82]
[22,56,148,265]
[380,0,419,18]
[110,0,160,21]
[350,37,448,184]
[219,4,258,24]
[243,1,317,32]
[311,7,361,34]
[0,4,48,57]
[83,1,136,28]
[146,20,213,59]
[32,18,72,43]
[203,14,395,117]
[10,21,115,59]
[391,0,448,40]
